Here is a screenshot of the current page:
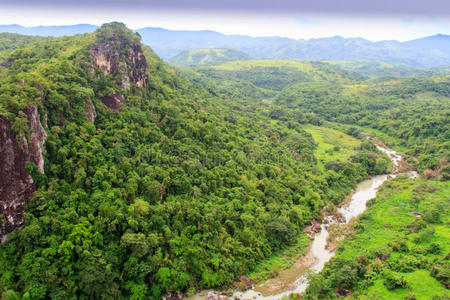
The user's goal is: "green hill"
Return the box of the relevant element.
[167,48,250,66]
[0,22,448,300]
[0,33,48,60]
[0,23,390,299]
[201,59,363,91]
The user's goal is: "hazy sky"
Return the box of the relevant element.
[1,0,449,41]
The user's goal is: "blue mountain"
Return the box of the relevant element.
[0,24,448,67]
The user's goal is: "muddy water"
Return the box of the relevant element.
[188,145,417,300]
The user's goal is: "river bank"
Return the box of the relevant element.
[187,142,418,300]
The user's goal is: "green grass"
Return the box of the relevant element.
[209,59,318,71]
[168,48,250,66]
[248,234,311,283]
[328,122,409,153]
[322,177,450,299]
[367,270,446,300]
[302,124,361,163]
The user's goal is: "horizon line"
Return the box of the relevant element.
[0,23,448,43]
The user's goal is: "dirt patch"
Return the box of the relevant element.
[395,159,413,174]
[254,250,316,296]
[326,223,354,252]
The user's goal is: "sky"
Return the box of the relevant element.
[0,0,449,41]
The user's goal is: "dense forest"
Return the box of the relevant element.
[0,22,448,300]
[0,23,392,299]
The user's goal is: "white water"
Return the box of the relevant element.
[189,145,417,300]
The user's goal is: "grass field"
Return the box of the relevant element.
[209,59,319,71]
[302,124,361,164]
[248,234,311,283]
[317,177,450,299]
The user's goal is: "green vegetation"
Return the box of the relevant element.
[275,78,450,173]
[0,23,391,299]
[302,124,361,164]
[305,177,449,299]
[0,33,48,60]
[167,48,251,66]
[248,235,311,283]
[0,22,448,300]
[326,60,424,78]
[205,59,362,91]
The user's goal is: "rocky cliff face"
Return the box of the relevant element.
[84,97,97,123]
[90,38,148,91]
[0,105,47,239]
[0,26,150,239]
[100,94,126,111]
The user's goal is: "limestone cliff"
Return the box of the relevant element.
[0,105,46,239]
[90,35,148,91]
[0,23,150,239]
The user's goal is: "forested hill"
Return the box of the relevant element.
[0,33,48,60]
[0,23,392,299]
[167,48,251,66]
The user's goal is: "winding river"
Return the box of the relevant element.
[189,143,418,300]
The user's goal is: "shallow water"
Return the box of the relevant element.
[189,145,416,299]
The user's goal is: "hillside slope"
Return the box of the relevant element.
[167,48,250,66]
[0,23,389,299]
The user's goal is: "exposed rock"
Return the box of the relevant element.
[100,94,125,111]
[336,289,349,297]
[239,275,253,290]
[24,105,47,174]
[127,44,148,87]
[90,37,148,91]
[0,58,14,68]
[0,105,47,238]
[84,97,97,123]
[59,112,66,127]
[311,219,322,233]
[162,291,184,300]
[206,292,226,300]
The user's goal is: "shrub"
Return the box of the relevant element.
[430,263,450,286]
[369,247,390,260]
[404,293,417,300]
[383,272,408,290]
[391,237,409,252]
[413,227,435,244]
[389,255,421,273]
[266,218,296,248]
[426,243,441,254]
[423,206,441,223]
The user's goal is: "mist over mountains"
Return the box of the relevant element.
[0,24,449,67]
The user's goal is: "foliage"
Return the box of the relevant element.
[1,23,447,300]
[167,48,251,66]
[0,23,386,299]
[304,178,449,299]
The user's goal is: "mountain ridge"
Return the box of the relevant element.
[0,24,449,67]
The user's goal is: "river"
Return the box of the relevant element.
[188,144,418,300]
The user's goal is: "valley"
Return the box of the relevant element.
[0,22,448,300]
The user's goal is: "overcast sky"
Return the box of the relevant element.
[1,0,449,41]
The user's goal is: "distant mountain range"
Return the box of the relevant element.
[0,24,98,36]
[0,24,449,67]
[167,48,251,66]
